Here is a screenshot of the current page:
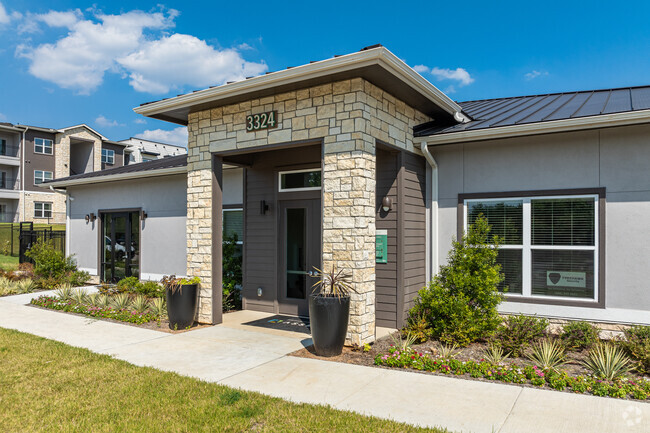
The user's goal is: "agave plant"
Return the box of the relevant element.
[527,339,567,371]
[310,267,353,298]
[87,293,102,307]
[482,343,509,364]
[16,278,35,294]
[112,293,132,310]
[582,343,632,380]
[97,294,111,308]
[71,288,89,305]
[132,295,150,314]
[150,297,166,318]
[433,342,461,359]
[54,284,74,301]
[389,331,418,352]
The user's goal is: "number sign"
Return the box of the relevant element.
[246,111,278,132]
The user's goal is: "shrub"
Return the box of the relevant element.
[407,216,504,346]
[223,232,242,311]
[405,313,432,343]
[620,325,650,375]
[117,276,139,293]
[136,281,164,298]
[26,240,76,280]
[560,321,600,350]
[65,270,91,287]
[492,314,549,357]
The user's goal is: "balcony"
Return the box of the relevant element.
[0,143,21,166]
[0,176,20,199]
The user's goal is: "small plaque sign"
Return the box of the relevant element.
[546,271,586,288]
[376,229,388,264]
[246,110,278,132]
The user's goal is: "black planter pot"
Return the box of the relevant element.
[308,294,350,357]
[166,284,198,330]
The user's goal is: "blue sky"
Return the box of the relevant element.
[1,1,650,146]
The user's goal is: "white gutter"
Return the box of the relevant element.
[50,186,71,256]
[413,109,650,146]
[44,165,187,188]
[134,47,462,120]
[21,126,27,223]
[420,141,438,280]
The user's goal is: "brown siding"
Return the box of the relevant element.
[24,130,56,192]
[240,144,321,313]
[402,152,427,320]
[375,149,400,327]
[101,143,125,169]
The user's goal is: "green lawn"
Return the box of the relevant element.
[0,328,447,433]
[0,254,19,271]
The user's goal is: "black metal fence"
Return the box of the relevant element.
[18,222,66,264]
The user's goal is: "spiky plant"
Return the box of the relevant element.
[87,293,101,307]
[54,284,74,301]
[527,339,567,371]
[433,342,461,359]
[71,288,89,305]
[16,278,35,294]
[131,295,150,314]
[582,343,632,380]
[310,266,353,298]
[112,293,132,310]
[0,276,12,293]
[482,344,509,364]
[97,294,111,308]
[389,331,418,353]
[151,297,166,318]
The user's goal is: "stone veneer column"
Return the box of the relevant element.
[322,144,376,346]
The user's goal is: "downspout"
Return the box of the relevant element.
[420,141,438,281]
[50,185,71,257]
[21,126,28,222]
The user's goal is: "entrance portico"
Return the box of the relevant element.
[135,46,465,344]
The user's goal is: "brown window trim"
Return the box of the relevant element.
[457,187,606,309]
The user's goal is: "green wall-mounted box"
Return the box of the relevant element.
[376,229,388,264]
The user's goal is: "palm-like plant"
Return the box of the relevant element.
[434,342,461,359]
[582,343,632,380]
[389,331,418,352]
[54,284,74,301]
[527,339,567,371]
[482,344,509,364]
[112,293,132,310]
[132,295,150,314]
[16,278,35,294]
[151,297,166,318]
[71,288,89,305]
[311,267,353,298]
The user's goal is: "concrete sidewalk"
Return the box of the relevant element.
[1,292,647,433]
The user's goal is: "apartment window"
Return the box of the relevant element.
[34,202,52,218]
[34,170,53,185]
[34,138,53,155]
[0,139,6,155]
[465,193,598,301]
[101,149,115,165]
[278,168,322,192]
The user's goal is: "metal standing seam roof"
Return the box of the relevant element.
[44,155,187,185]
[414,86,650,137]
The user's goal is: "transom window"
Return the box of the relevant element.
[465,194,598,301]
[101,149,115,164]
[34,202,52,218]
[279,169,321,192]
[34,138,53,155]
[34,170,53,184]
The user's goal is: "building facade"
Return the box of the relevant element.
[119,137,187,164]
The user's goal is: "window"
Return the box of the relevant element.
[466,193,598,301]
[34,202,52,218]
[0,139,6,155]
[34,170,53,184]
[142,156,155,162]
[102,149,115,164]
[34,138,53,155]
[278,168,322,192]
[223,209,243,243]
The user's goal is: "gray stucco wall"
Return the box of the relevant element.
[431,123,650,322]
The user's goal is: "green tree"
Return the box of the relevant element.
[407,215,504,346]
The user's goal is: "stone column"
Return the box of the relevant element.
[322,144,376,346]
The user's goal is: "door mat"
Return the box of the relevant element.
[243,315,311,334]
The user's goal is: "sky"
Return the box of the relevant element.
[1,1,650,146]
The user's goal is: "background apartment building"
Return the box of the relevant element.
[120,137,186,164]
[0,123,186,225]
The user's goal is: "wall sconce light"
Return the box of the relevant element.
[260,200,269,215]
[140,210,148,221]
[85,214,90,223]
[381,197,392,212]
[89,213,96,222]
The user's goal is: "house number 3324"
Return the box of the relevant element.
[245,111,278,132]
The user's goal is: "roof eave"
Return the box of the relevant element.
[43,165,187,188]
[133,47,462,123]
[414,109,650,145]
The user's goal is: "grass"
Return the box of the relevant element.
[0,328,447,433]
[0,254,19,271]
[0,223,65,258]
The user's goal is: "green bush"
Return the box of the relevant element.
[26,240,76,280]
[560,321,600,350]
[620,325,650,375]
[223,232,242,312]
[116,276,139,293]
[136,281,164,298]
[407,216,504,346]
[493,314,549,357]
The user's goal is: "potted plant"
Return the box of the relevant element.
[161,275,200,329]
[309,267,353,357]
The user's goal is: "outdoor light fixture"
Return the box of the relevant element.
[89,213,96,222]
[140,210,148,221]
[260,200,269,215]
[381,197,392,212]
[85,214,90,223]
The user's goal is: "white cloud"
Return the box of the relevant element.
[0,112,7,121]
[134,118,147,124]
[135,126,187,147]
[525,70,549,80]
[95,115,123,127]
[413,64,474,88]
[0,3,9,24]
[15,8,267,95]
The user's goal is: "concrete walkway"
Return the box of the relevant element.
[0,291,648,433]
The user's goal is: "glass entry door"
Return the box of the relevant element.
[102,211,140,282]
[278,199,321,316]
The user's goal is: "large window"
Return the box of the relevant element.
[466,194,598,301]
[34,202,52,218]
[34,170,53,184]
[34,138,53,155]
[101,149,115,165]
